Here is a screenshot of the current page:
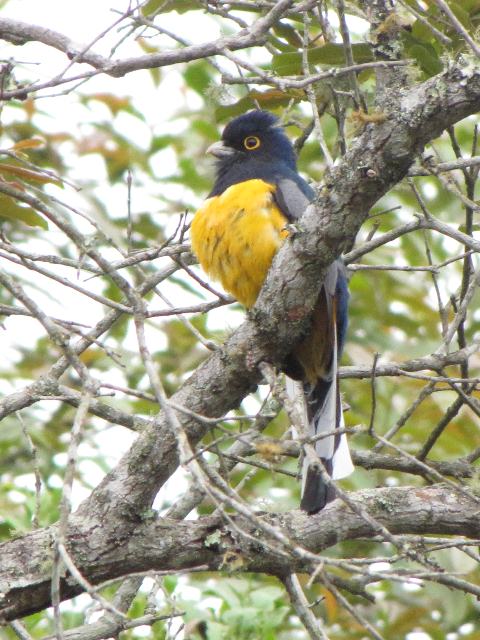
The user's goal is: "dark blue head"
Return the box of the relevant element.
[207,111,298,195]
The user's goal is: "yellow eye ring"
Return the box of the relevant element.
[244,135,261,150]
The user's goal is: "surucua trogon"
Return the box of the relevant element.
[190,110,353,513]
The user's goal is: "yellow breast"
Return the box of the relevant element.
[191,179,288,308]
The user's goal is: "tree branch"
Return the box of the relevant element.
[0,1,295,98]
[1,484,478,621]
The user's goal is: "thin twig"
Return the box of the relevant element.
[284,574,329,640]
[433,0,480,57]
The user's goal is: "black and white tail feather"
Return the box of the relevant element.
[286,323,353,513]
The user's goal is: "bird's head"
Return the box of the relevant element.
[207,110,297,175]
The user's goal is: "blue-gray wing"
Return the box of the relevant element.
[274,175,314,221]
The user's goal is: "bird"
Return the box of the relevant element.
[190,110,353,513]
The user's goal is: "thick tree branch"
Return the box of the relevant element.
[1,484,479,621]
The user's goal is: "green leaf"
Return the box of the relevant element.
[409,43,443,76]
[462,0,480,11]
[272,42,373,75]
[459,222,480,232]
[184,61,212,95]
[450,2,474,29]
[163,575,178,594]
[150,134,178,153]
[142,0,197,15]
[268,33,297,53]
[272,21,303,47]
[249,586,285,609]
[0,193,48,228]
[402,31,443,76]
[411,14,443,44]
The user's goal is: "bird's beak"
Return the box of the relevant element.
[206,141,235,158]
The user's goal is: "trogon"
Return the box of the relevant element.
[190,110,353,513]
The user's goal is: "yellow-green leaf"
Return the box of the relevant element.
[0,193,48,229]
[11,138,45,151]
[272,42,373,75]
[0,163,61,186]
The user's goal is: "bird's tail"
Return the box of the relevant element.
[286,340,353,513]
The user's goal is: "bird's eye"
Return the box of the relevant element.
[243,135,261,150]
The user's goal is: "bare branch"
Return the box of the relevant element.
[284,574,329,640]
[433,0,480,57]
[0,1,295,98]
